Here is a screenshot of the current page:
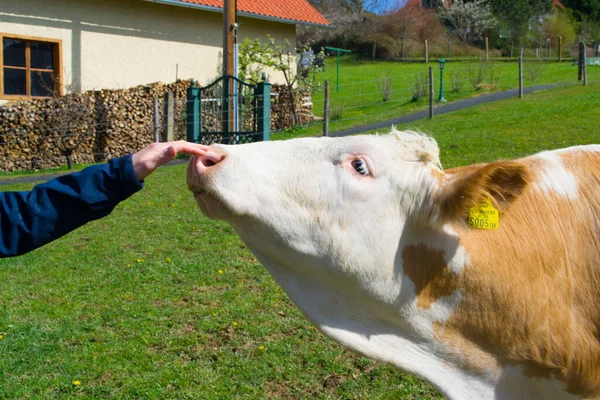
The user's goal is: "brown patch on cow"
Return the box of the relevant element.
[402,244,458,310]
[428,148,600,398]
[436,161,529,225]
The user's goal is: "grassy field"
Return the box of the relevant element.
[277,56,600,138]
[0,82,599,398]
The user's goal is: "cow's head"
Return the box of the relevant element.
[186,130,530,398]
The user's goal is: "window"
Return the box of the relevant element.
[1,34,62,99]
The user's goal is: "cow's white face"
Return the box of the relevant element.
[187,132,442,311]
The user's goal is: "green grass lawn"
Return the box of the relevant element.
[276,56,600,139]
[0,82,599,399]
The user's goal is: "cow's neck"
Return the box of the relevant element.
[248,234,579,400]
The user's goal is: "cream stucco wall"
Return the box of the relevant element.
[0,0,296,100]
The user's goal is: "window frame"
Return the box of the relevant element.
[0,33,62,100]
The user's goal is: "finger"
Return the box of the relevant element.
[153,146,177,169]
[169,142,211,156]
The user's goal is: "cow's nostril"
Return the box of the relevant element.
[199,150,225,168]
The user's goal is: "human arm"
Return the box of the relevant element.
[0,141,208,258]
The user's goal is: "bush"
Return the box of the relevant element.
[449,69,467,93]
[467,59,492,90]
[378,72,394,102]
[330,103,344,121]
[412,72,429,101]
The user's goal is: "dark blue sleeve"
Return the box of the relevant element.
[0,154,144,258]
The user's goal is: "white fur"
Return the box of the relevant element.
[532,150,579,200]
[187,130,587,400]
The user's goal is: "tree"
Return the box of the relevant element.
[438,0,498,44]
[543,10,578,45]
[489,0,552,41]
[238,37,324,125]
[580,15,600,42]
[561,0,600,21]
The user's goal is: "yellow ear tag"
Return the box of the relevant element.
[468,198,499,230]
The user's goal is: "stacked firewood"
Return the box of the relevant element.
[0,80,312,172]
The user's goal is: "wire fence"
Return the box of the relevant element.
[289,55,600,137]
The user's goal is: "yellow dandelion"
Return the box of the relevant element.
[0,335,3,340]
[218,270,223,274]
[126,263,131,268]
[258,345,265,351]
[136,259,144,263]
[166,257,172,263]
[72,380,81,386]
[212,313,218,317]
[232,322,238,327]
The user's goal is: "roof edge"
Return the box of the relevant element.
[140,0,330,27]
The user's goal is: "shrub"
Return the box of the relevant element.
[412,72,429,101]
[330,103,344,121]
[525,61,545,84]
[378,72,394,102]
[449,69,467,93]
[467,59,492,90]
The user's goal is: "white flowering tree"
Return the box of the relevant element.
[438,0,498,44]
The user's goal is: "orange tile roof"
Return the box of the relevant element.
[164,0,330,26]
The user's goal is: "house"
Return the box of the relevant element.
[0,0,329,102]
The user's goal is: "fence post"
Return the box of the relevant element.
[323,80,330,137]
[162,91,174,142]
[424,40,429,63]
[153,97,160,142]
[372,40,377,60]
[255,78,271,142]
[186,85,200,143]
[518,56,524,99]
[579,42,586,81]
[429,67,434,120]
[485,37,489,61]
[558,36,562,62]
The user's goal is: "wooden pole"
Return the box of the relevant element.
[579,42,585,81]
[485,37,489,61]
[558,36,562,62]
[162,91,174,142]
[518,57,523,99]
[323,80,329,137]
[223,0,236,132]
[429,67,434,119]
[424,40,429,63]
[223,0,236,77]
[153,97,160,142]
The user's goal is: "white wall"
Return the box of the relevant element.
[0,0,296,100]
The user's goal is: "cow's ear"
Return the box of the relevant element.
[436,161,530,223]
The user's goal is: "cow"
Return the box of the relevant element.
[186,129,600,400]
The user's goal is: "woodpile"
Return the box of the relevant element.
[0,80,312,172]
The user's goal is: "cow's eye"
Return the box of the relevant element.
[351,158,369,176]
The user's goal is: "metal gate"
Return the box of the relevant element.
[186,75,271,145]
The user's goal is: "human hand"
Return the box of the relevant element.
[132,141,209,181]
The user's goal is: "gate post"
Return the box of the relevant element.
[255,76,271,142]
[186,84,201,143]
